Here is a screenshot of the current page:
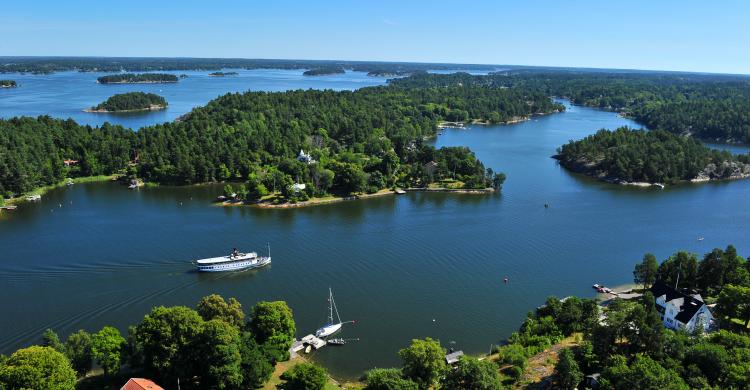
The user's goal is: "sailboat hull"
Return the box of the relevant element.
[315,323,342,338]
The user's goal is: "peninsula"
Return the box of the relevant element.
[303,66,345,76]
[86,92,168,113]
[553,127,750,186]
[96,73,178,84]
[0,80,17,88]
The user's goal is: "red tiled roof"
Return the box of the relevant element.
[121,378,164,390]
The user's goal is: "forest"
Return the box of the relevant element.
[90,92,167,112]
[391,71,750,143]
[0,81,561,200]
[303,66,346,76]
[554,127,750,184]
[0,80,16,87]
[96,73,178,84]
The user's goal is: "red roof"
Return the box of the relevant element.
[121,378,164,390]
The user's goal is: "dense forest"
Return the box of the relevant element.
[555,127,750,184]
[0,80,16,87]
[0,81,561,200]
[391,71,750,143]
[0,117,135,197]
[303,66,346,76]
[90,92,167,112]
[208,71,239,76]
[0,56,498,75]
[96,73,178,84]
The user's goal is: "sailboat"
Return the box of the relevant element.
[315,288,354,338]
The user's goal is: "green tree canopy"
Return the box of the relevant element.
[279,362,328,390]
[441,355,502,390]
[363,368,418,390]
[91,326,125,377]
[398,338,446,389]
[196,294,246,328]
[64,329,93,377]
[0,346,76,390]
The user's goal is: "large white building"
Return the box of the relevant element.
[650,280,714,333]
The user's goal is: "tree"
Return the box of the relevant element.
[64,329,93,377]
[364,368,418,390]
[42,328,64,353]
[442,355,502,390]
[555,348,583,390]
[601,354,688,390]
[398,338,446,389]
[194,319,243,389]
[0,346,76,390]
[197,294,245,328]
[716,284,750,327]
[134,305,205,382]
[634,253,659,290]
[491,172,506,189]
[223,184,236,198]
[249,301,296,362]
[91,326,125,377]
[239,332,273,389]
[279,362,328,390]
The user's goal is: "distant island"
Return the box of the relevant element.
[96,73,178,84]
[367,70,412,77]
[0,80,17,88]
[86,92,167,113]
[208,71,239,77]
[554,127,750,186]
[303,66,345,76]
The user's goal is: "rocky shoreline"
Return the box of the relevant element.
[553,155,750,187]
[84,104,167,113]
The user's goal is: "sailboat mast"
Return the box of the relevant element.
[328,287,334,324]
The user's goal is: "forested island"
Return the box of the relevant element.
[208,71,239,77]
[1,244,749,389]
[87,92,168,113]
[303,66,346,76]
[554,127,750,185]
[96,73,178,84]
[0,79,565,202]
[0,80,16,88]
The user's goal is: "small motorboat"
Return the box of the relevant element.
[327,338,346,345]
[304,345,312,354]
[697,237,705,241]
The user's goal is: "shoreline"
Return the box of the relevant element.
[4,175,117,205]
[96,80,177,84]
[84,104,167,113]
[218,187,495,209]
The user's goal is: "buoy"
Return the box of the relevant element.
[503,277,509,284]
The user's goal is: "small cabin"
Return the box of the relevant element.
[445,350,464,366]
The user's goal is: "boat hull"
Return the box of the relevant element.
[195,257,271,272]
[315,323,342,338]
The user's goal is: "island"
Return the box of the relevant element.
[367,70,412,77]
[208,71,239,77]
[96,73,178,84]
[553,127,750,186]
[0,80,17,88]
[85,92,167,113]
[302,66,345,76]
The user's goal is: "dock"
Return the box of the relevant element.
[395,189,406,195]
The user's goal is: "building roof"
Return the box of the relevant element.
[121,378,164,390]
[445,350,464,364]
[650,280,705,323]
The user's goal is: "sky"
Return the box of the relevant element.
[2,0,749,74]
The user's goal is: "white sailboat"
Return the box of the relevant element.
[315,288,354,338]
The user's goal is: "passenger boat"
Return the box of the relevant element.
[194,244,271,272]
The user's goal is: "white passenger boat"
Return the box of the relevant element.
[194,244,271,272]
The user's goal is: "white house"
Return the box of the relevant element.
[297,149,315,164]
[650,280,714,333]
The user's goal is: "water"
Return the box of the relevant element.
[2,80,750,379]
[0,69,388,129]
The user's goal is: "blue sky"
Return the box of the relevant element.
[2,0,748,74]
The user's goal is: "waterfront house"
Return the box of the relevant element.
[63,159,79,166]
[650,280,714,333]
[291,183,306,193]
[445,350,464,366]
[423,161,438,181]
[121,378,164,390]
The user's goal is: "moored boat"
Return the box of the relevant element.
[194,244,271,272]
[315,288,355,338]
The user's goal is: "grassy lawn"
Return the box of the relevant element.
[263,356,355,390]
